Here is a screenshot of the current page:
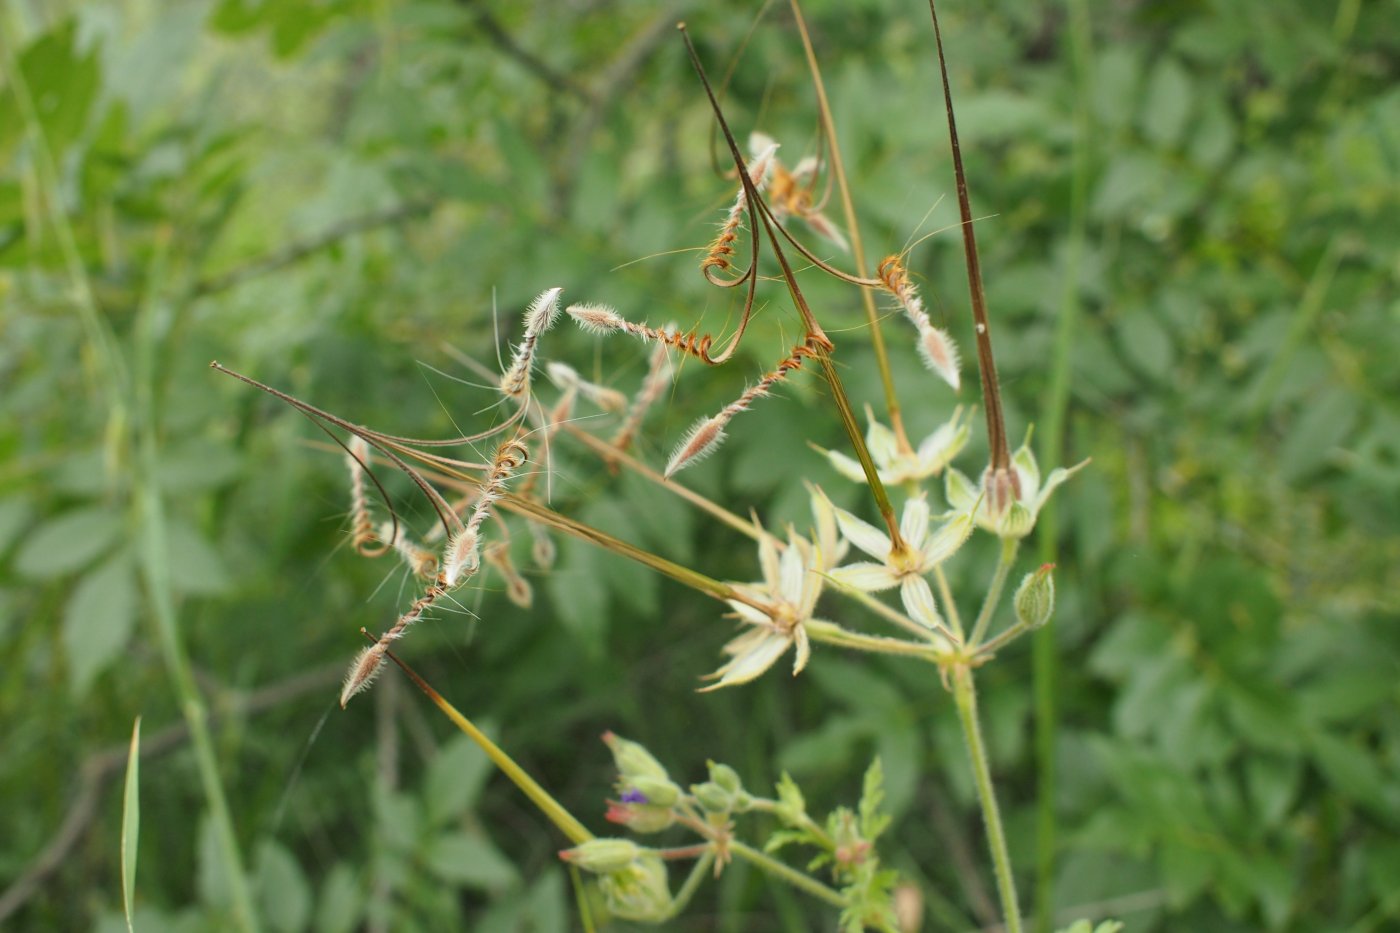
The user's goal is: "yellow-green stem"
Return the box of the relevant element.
[729,840,848,910]
[933,565,965,642]
[969,537,1018,647]
[381,646,593,846]
[788,0,911,453]
[666,849,718,918]
[952,665,1022,933]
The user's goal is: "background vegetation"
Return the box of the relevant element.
[2,0,1397,930]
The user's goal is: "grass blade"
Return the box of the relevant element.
[121,717,141,933]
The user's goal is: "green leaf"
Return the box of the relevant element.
[545,534,610,651]
[1308,729,1389,812]
[1279,387,1357,481]
[256,840,313,933]
[64,552,138,696]
[425,730,496,827]
[1,21,101,158]
[121,717,141,933]
[315,863,363,933]
[13,505,124,579]
[165,518,231,595]
[857,758,890,841]
[423,831,520,890]
[0,496,34,558]
[1141,57,1194,149]
[1244,755,1302,828]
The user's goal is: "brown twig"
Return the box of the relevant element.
[454,0,593,104]
[192,201,433,297]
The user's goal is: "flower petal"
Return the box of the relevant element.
[778,535,807,606]
[865,415,900,468]
[824,449,869,484]
[833,506,892,561]
[830,562,900,592]
[726,598,771,628]
[900,575,943,630]
[791,625,811,676]
[700,632,790,690]
[945,467,978,512]
[921,512,974,567]
[1012,442,1041,502]
[757,529,782,595]
[916,413,970,477]
[900,496,931,552]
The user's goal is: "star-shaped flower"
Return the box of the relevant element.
[946,439,1089,539]
[827,495,974,634]
[703,529,824,691]
[822,407,969,486]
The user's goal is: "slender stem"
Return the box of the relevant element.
[728,840,848,909]
[742,799,834,848]
[969,537,1018,647]
[806,619,947,660]
[819,577,949,643]
[951,665,1022,933]
[132,244,259,931]
[1035,0,1092,925]
[932,565,964,642]
[666,849,717,918]
[787,0,911,452]
[380,644,594,846]
[975,620,1032,659]
[926,0,1011,470]
[561,423,764,542]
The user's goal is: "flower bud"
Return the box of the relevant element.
[606,800,675,834]
[690,780,733,814]
[629,775,681,808]
[558,838,642,874]
[1014,564,1055,630]
[599,854,673,922]
[602,732,669,783]
[707,761,742,794]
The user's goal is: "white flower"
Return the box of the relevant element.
[703,529,824,691]
[827,495,973,634]
[823,407,969,486]
[945,440,1089,540]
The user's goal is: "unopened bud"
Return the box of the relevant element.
[707,761,742,794]
[629,775,681,808]
[602,732,669,783]
[559,838,641,873]
[691,780,733,814]
[606,800,675,834]
[1014,564,1055,630]
[599,854,673,922]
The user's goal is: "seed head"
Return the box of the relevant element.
[664,415,726,478]
[339,645,385,708]
[567,302,626,335]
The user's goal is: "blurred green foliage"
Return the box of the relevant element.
[2,0,1397,930]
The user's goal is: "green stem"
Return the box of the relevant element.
[728,840,848,910]
[976,621,1033,659]
[933,565,965,642]
[133,245,259,931]
[380,647,594,846]
[1035,1,1092,924]
[951,665,1022,933]
[788,0,911,452]
[820,577,950,643]
[665,849,717,919]
[806,619,947,660]
[969,537,1018,647]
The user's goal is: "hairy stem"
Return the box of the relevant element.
[952,665,1022,933]
[970,537,1019,647]
[729,840,848,910]
[788,0,911,453]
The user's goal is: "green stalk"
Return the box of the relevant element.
[788,0,912,452]
[728,840,848,910]
[379,645,594,846]
[134,246,259,931]
[1,25,259,926]
[1035,1,1092,925]
[933,566,965,642]
[805,619,947,660]
[952,665,1022,933]
[969,537,1018,647]
[666,849,718,918]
